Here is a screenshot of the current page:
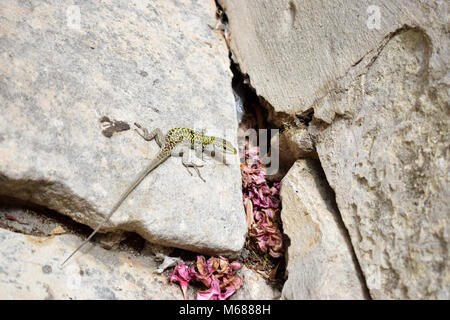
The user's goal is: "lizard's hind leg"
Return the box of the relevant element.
[134,123,165,147]
[172,143,206,183]
[182,159,205,183]
[189,163,205,183]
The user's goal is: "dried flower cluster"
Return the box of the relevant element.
[169,145,283,300]
[241,146,283,258]
[170,256,243,300]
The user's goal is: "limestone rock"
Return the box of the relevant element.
[220,0,447,116]
[267,126,315,181]
[221,0,449,299]
[313,28,449,299]
[0,0,247,255]
[231,267,281,300]
[280,160,367,299]
[0,228,186,299]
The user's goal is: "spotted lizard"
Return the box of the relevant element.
[61,123,237,265]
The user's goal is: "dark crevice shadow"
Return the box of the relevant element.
[0,195,93,237]
[0,195,148,256]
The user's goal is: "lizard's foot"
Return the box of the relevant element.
[134,122,151,140]
[176,144,206,182]
[134,123,164,147]
[183,161,205,182]
[182,162,193,176]
[193,164,206,183]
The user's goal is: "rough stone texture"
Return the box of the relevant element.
[280,160,367,299]
[220,0,448,115]
[0,0,247,255]
[231,266,281,300]
[0,228,187,299]
[267,126,315,181]
[222,0,449,299]
[0,204,277,300]
[312,28,449,300]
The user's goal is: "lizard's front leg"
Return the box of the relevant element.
[134,123,165,147]
[171,142,206,182]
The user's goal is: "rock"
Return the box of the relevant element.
[219,0,447,116]
[230,267,281,300]
[0,228,186,299]
[49,226,67,235]
[279,127,315,160]
[221,0,449,299]
[0,202,68,236]
[0,1,247,255]
[280,160,368,299]
[267,126,315,181]
[96,231,127,250]
[313,28,449,299]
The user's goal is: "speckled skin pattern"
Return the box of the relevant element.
[163,127,236,156]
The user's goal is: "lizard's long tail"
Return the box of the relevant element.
[61,154,169,266]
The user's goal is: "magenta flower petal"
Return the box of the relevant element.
[242,145,284,258]
[196,278,221,300]
[219,286,236,300]
[170,263,193,300]
[230,261,242,270]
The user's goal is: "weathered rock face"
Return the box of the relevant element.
[222,0,449,299]
[231,267,281,300]
[220,0,447,116]
[313,28,449,299]
[267,126,315,181]
[0,204,276,300]
[280,160,367,299]
[0,228,280,300]
[0,228,185,299]
[0,0,247,256]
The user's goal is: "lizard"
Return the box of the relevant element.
[61,123,237,266]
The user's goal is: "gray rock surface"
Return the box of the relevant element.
[0,228,185,299]
[280,160,367,299]
[0,204,278,300]
[267,126,315,181]
[0,0,247,255]
[231,266,281,300]
[220,0,447,115]
[221,0,449,299]
[312,28,449,299]
[0,228,281,300]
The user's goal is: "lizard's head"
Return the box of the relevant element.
[212,137,237,154]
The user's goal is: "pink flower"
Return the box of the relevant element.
[170,256,244,300]
[194,256,243,300]
[196,278,236,300]
[169,262,195,300]
[196,278,221,300]
[230,261,242,270]
[196,275,243,300]
[242,144,283,258]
